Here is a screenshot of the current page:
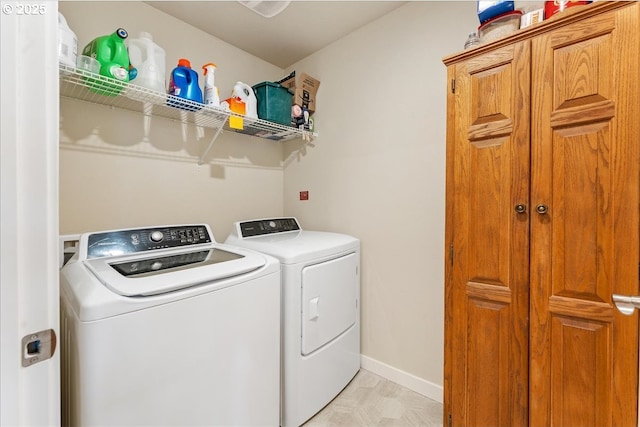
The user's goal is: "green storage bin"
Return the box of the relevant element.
[252,82,294,126]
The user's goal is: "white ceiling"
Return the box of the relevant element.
[145,1,408,68]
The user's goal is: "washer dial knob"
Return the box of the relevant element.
[149,231,164,242]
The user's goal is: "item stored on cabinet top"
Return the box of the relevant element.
[544,1,590,19]
[478,10,522,43]
[58,12,77,68]
[167,58,203,111]
[126,32,166,93]
[202,63,220,108]
[477,0,514,24]
[520,8,544,29]
[464,32,481,49]
[82,28,132,96]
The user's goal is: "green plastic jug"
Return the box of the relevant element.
[82,28,131,96]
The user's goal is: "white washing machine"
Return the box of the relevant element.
[226,218,360,427]
[60,224,281,427]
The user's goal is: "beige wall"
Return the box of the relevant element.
[59,0,481,399]
[284,1,477,394]
[59,1,286,238]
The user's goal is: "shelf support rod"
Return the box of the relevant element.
[198,116,229,165]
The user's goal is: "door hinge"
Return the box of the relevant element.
[448,413,452,427]
[449,244,454,264]
[451,79,456,93]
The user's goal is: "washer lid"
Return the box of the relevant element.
[84,245,267,296]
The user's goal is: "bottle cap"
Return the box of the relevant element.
[116,28,128,39]
[178,58,191,68]
[202,63,217,74]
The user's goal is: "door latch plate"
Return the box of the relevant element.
[22,329,56,367]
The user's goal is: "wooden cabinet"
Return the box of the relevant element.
[443,3,640,426]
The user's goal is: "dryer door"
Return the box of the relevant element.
[301,252,358,355]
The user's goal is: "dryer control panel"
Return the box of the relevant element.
[86,225,212,259]
[239,218,300,238]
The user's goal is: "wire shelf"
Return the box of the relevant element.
[59,64,317,149]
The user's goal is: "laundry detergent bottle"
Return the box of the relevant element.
[82,28,131,95]
[127,32,166,93]
[167,58,203,111]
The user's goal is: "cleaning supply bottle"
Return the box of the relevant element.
[126,32,166,93]
[167,58,203,111]
[222,96,246,130]
[202,63,220,108]
[58,12,77,68]
[232,82,257,119]
[82,28,131,95]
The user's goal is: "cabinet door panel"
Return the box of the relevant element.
[530,6,639,426]
[446,41,530,427]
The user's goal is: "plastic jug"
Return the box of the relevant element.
[82,28,131,95]
[127,32,166,93]
[232,82,257,119]
[167,58,203,111]
[58,12,77,68]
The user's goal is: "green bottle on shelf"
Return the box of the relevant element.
[82,28,132,96]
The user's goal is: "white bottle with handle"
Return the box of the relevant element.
[126,32,166,93]
[58,12,77,68]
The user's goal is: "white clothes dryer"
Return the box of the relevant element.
[60,224,280,427]
[226,218,360,427]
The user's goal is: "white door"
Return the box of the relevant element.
[301,253,358,355]
[1,2,60,426]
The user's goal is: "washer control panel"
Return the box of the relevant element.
[86,225,212,259]
[239,218,300,238]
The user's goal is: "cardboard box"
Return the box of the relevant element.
[520,8,543,28]
[276,71,320,113]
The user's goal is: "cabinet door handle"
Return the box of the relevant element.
[514,204,527,214]
[612,294,640,316]
[536,204,548,215]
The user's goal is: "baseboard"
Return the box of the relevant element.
[360,355,443,404]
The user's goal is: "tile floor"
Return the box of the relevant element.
[302,369,444,427]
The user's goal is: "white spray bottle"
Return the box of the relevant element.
[202,63,220,108]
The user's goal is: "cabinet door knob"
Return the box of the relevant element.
[536,204,548,215]
[514,204,527,214]
[613,294,640,316]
